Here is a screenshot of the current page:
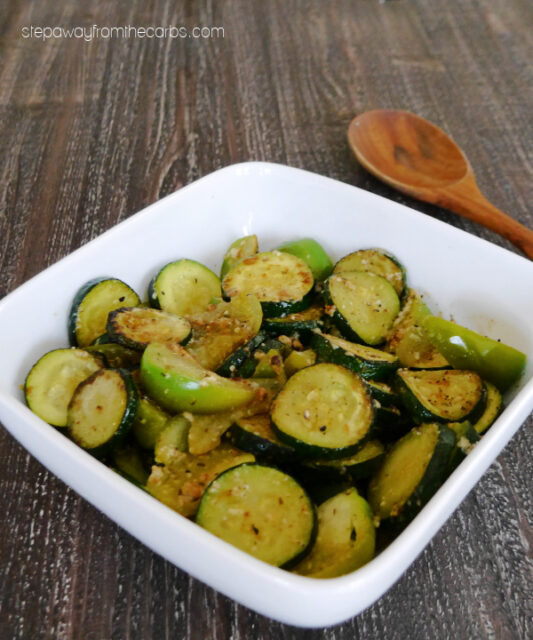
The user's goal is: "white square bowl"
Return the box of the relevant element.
[1,162,532,628]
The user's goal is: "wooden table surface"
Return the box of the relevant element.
[1,0,532,637]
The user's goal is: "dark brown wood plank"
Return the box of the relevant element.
[1,0,532,638]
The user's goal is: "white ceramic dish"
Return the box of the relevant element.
[0,162,532,627]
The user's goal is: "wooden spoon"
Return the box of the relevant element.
[348,109,533,259]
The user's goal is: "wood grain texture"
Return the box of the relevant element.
[347,109,533,258]
[1,0,532,637]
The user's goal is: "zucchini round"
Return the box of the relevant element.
[196,463,317,568]
[149,259,222,316]
[368,422,455,526]
[324,271,400,346]
[334,248,406,297]
[25,348,103,427]
[271,363,374,459]
[222,251,314,317]
[395,368,487,424]
[293,488,375,578]
[68,368,138,457]
[312,331,399,381]
[107,307,191,351]
[69,278,141,347]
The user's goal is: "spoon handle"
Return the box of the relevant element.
[438,173,533,260]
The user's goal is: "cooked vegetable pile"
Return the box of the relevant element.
[24,236,526,577]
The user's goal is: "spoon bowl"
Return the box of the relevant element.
[348,109,533,259]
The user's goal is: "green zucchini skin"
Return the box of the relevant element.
[196,463,317,569]
[297,439,386,485]
[272,418,368,461]
[216,333,283,378]
[447,421,481,471]
[365,381,399,408]
[290,460,351,488]
[369,423,456,528]
[67,368,139,458]
[372,405,411,443]
[293,468,355,506]
[112,441,150,485]
[472,381,502,435]
[259,292,315,319]
[311,332,399,381]
[261,307,325,341]
[271,415,373,461]
[227,415,300,464]
[216,332,267,378]
[92,333,113,345]
[146,275,159,310]
[343,441,386,481]
[68,278,141,347]
[68,277,107,345]
[323,281,360,344]
[85,341,142,370]
[394,369,487,425]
